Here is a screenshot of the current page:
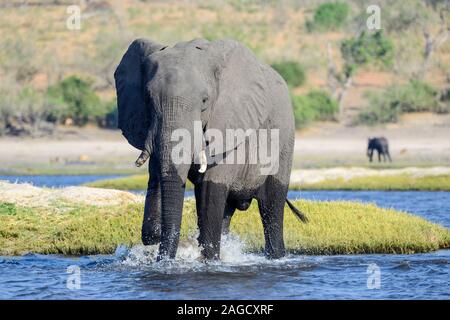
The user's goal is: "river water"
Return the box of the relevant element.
[0,175,449,299]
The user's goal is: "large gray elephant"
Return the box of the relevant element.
[114,38,306,260]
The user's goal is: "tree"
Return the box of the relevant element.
[417,0,449,80]
[327,31,394,121]
[47,76,102,126]
[307,2,351,31]
[381,0,449,80]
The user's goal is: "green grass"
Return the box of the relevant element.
[85,174,194,190]
[1,199,449,256]
[86,173,450,191]
[86,174,149,190]
[294,174,450,191]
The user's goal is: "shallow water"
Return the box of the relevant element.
[1,241,449,299]
[0,175,449,299]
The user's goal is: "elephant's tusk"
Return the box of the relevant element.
[198,149,207,173]
[135,150,150,167]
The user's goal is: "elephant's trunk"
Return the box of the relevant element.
[157,96,192,260]
[158,174,185,260]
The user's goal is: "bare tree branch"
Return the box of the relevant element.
[417,0,450,79]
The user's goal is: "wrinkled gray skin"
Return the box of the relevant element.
[115,38,305,260]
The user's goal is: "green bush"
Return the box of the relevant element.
[271,61,306,87]
[292,90,338,128]
[307,2,350,31]
[356,93,401,125]
[356,80,444,125]
[292,95,317,127]
[47,76,103,126]
[341,31,394,77]
[393,80,439,112]
[309,90,339,117]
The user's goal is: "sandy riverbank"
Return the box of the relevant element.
[0,113,449,171]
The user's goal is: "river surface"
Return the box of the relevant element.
[0,175,124,188]
[0,175,449,299]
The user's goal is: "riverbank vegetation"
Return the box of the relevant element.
[85,174,150,190]
[85,172,450,191]
[295,174,450,191]
[1,0,449,135]
[356,80,450,125]
[84,174,194,190]
[1,183,448,256]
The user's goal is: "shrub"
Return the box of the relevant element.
[393,80,439,112]
[271,61,306,87]
[341,31,394,77]
[356,93,402,125]
[292,90,338,128]
[47,76,102,126]
[292,94,317,128]
[308,90,339,117]
[307,2,350,31]
[356,80,444,125]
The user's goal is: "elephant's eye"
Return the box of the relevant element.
[195,46,203,50]
[160,46,168,51]
[202,96,208,104]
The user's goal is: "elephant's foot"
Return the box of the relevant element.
[200,244,221,260]
[141,225,160,245]
[142,235,160,246]
[264,245,286,260]
[194,226,222,259]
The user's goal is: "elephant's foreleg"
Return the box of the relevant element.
[257,178,287,259]
[142,175,161,245]
[368,150,373,162]
[195,182,228,260]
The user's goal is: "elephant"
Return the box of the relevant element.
[114,38,307,261]
[367,137,392,162]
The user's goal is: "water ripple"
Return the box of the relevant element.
[1,189,449,299]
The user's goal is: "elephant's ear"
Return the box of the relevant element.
[114,38,164,150]
[205,40,269,155]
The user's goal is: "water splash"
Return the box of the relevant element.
[116,234,292,273]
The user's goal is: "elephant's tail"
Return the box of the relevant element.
[286,199,308,223]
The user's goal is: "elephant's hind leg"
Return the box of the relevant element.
[257,177,287,259]
[142,174,161,245]
[386,150,392,162]
[222,202,236,235]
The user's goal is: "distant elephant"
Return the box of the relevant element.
[367,137,392,162]
[114,38,306,260]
